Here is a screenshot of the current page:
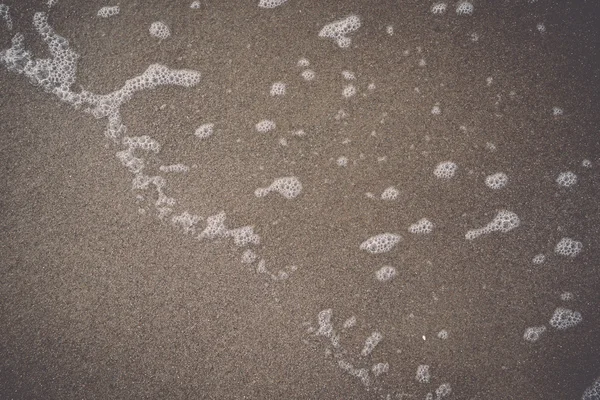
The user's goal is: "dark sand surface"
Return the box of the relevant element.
[1,0,599,399]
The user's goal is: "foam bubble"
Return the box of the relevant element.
[297,58,310,67]
[171,212,201,235]
[556,171,577,187]
[523,326,547,342]
[582,159,592,168]
[560,292,574,301]
[342,84,357,98]
[361,331,382,356]
[549,307,582,330]
[336,156,348,167]
[552,106,563,116]
[582,377,600,400]
[416,365,431,383]
[149,21,170,40]
[255,119,276,132]
[0,4,12,30]
[360,233,402,254]
[381,186,399,200]
[195,123,215,139]
[431,2,448,14]
[375,266,397,282]
[258,0,289,8]
[342,70,355,80]
[255,176,302,199]
[372,363,389,377]
[97,6,120,18]
[386,25,394,35]
[485,172,508,189]
[270,81,286,96]
[343,316,357,329]
[190,1,201,8]
[435,383,452,398]
[431,105,441,115]
[434,161,458,179]
[301,69,315,81]
[465,210,520,240]
[319,15,361,48]
[241,249,258,264]
[409,218,434,234]
[437,329,449,340]
[456,1,474,15]
[554,237,583,257]
[532,254,546,264]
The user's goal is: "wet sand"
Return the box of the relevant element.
[1,0,599,399]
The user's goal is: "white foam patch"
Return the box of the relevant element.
[159,163,189,173]
[190,1,201,8]
[381,186,399,200]
[270,81,286,96]
[301,69,315,81]
[560,292,574,301]
[435,383,452,398]
[255,119,276,132]
[258,0,289,8]
[195,123,215,139]
[549,307,582,330]
[255,177,303,199]
[532,254,546,264]
[409,218,434,234]
[554,237,583,257]
[375,266,396,282]
[556,171,577,187]
[434,161,458,179]
[523,326,547,342]
[431,2,448,14]
[0,4,12,30]
[485,172,508,189]
[582,377,600,400]
[97,6,119,18]
[456,1,474,15]
[361,331,383,357]
[360,233,402,254]
[465,210,520,240]
[342,84,357,98]
[149,21,170,40]
[318,15,361,48]
[416,365,431,383]
[437,329,449,340]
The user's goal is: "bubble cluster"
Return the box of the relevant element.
[532,254,546,264]
[342,84,357,98]
[360,233,402,254]
[375,265,397,282]
[485,172,508,189]
[258,0,289,8]
[582,159,592,168]
[149,21,170,40]
[159,164,189,173]
[435,383,452,398]
[465,210,520,240]
[97,6,119,18]
[409,218,434,234]
[523,326,547,342]
[195,123,215,139]
[416,364,431,383]
[433,161,458,179]
[255,176,303,199]
[437,329,449,340]
[301,69,315,81]
[342,70,356,80]
[560,292,574,301]
[343,316,357,329]
[336,156,348,167]
[0,4,12,30]
[552,106,564,116]
[361,331,383,356]
[381,186,399,200]
[456,1,474,15]
[431,2,448,14]
[582,377,600,400]
[554,237,583,257]
[372,362,389,377]
[556,171,577,187]
[171,212,201,235]
[255,119,276,132]
[549,307,582,330]
[318,15,361,48]
[270,81,286,96]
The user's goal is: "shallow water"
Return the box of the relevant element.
[1,1,599,399]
